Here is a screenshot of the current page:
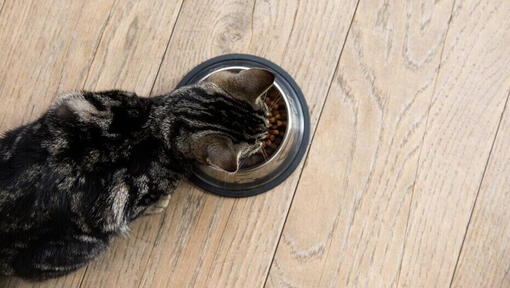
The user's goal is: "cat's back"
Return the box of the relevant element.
[0,121,62,232]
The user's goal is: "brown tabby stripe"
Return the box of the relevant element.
[167,87,267,144]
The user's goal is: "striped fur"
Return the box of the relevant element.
[0,72,271,280]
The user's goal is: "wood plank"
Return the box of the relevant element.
[0,0,115,131]
[397,0,510,287]
[2,0,506,287]
[0,0,117,287]
[136,0,359,287]
[81,0,182,94]
[75,0,184,287]
[265,0,454,287]
[451,94,510,288]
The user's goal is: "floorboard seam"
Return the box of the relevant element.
[394,1,459,286]
[0,0,6,19]
[133,1,186,287]
[448,89,510,288]
[261,0,362,286]
[148,0,186,97]
[76,1,120,287]
[80,0,119,90]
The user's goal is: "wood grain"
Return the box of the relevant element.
[397,0,510,287]
[81,0,183,94]
[0,0,115,131]
[450,93,510,288]
[136,0,359,287]
[265,0,454,287]
[0,1,5,16]
[1,0,509,287]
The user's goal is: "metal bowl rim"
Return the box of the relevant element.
[177,54,310,197]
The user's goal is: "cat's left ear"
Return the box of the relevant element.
[204,136,239,173]
[206,68,275,105]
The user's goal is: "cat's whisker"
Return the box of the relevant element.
[261,147,268,161]
[238,157,248,169]
[268,94,282,109]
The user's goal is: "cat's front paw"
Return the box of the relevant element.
[143,194,171,215]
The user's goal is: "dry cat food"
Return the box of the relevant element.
[241,86,287,169]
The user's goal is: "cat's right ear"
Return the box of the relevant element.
[206,68,275,105]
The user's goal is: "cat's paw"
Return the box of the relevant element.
[144,194,171,215]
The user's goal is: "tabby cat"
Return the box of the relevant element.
[0,68,273,279]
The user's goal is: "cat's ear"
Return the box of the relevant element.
[206,68,275,104]
[205,136,239,173]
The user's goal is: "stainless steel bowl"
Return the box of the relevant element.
[177,54,310,197]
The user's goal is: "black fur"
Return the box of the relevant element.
[0,80,269,279]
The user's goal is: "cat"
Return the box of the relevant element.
[0,68,274,280]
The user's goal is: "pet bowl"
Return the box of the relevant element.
[177,54,310,197]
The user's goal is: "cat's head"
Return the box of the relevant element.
[172,68,274,173]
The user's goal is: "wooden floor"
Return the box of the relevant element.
[0,0,509,287]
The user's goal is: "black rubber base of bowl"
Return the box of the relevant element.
[177,54,310,197]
